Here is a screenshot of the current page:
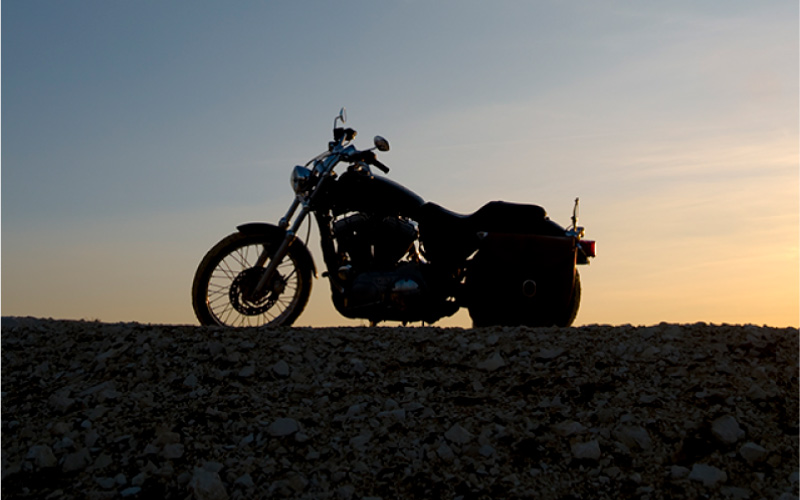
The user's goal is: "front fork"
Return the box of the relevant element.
[251,197,309,298]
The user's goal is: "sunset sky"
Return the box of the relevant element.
[2,1,798,328]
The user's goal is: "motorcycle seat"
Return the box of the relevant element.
[418,201,549,234]
[416,201,559,263]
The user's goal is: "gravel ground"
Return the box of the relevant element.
[1,318,798,500]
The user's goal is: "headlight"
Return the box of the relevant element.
[290,166,313,194]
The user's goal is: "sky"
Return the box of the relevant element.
[2,1,798,328]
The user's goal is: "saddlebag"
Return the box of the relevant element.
[466,233,577,327]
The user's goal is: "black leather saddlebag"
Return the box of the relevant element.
[466,233,577,327]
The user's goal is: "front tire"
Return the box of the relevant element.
[192,232,312,327]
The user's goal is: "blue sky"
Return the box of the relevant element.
[2,1,798,327]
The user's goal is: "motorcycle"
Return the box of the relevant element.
[192,109,596,328]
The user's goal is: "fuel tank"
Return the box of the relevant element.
[326,169,425,216]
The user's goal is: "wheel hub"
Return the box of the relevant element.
[229,267,284,315]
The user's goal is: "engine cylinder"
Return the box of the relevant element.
[333,213,417,269]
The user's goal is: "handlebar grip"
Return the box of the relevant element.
[371,158,390,174]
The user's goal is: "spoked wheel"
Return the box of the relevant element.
[192,231,312,327]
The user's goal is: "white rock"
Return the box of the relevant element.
[95,477,116,489]
[536,347,565,360]
[268,418,299,437]
[272,360,290,377]
[571,440,601,461]
[477,352,506,371]
[689,463,727,487]
[26,445,57,468]
[234,473,255,488]
[738,442,767,464]
[711,416,745,445]
[61,448,91,472]
[162,443,185,459]
[445,424,473,444]
[613,425,653,451]
[437,442,455,462]
[552,421,587,437]
[189,467,229,500]
[121,487,142,497]
[183,374,199,388]
[349,432,372,451]
[719,486,753,500]
[669,465,690,479]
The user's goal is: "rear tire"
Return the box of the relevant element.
[192,232,312,327]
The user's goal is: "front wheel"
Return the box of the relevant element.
[192,232,312,327]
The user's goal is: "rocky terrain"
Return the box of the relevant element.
[1,318,797,499]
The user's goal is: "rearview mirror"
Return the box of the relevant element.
[335,107,347,127]
[374,135,390,152]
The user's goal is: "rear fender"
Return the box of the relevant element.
[236,222,317,277]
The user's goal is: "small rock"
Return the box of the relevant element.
[95,477,116,489]
[337,485,355,499]
[272,360,290,377]
[26,445,57,468]
[689,463,727,487]
[738,442,767,464]
[479,444,495,457]
[202,462,224,473]
[234,473,255,489]
[349,432,372,451]
[745,384,768,401]
[669,465,690,479]
[237,365,255,378]
[120,487,141,497]
[48,393,74,413]
[719,486,752,500]
[536,347,565,360]
[477,352,505,371]
[445,424,473,444]
[613,425,653,451]
[711,416,745,445]
[189,467,229,500]
[62,448,92,472]
[268,418,299,437]
[571,440,601,461]
[162,443,185,459]
[238,433,254,446]
[437,442,455,462]
[183,374,199,388]
[552,421,586,437]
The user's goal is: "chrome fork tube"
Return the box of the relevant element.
[252,202,310,297]
[278,198,301,229]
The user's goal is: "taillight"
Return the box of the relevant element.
[579,240,596,258]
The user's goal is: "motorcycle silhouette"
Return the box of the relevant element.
[192,109,596,327]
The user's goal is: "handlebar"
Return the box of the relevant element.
[368,153,391,174]
[331,122,390,174]
[346,150,390,174]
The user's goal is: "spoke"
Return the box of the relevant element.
[206,241,304,327]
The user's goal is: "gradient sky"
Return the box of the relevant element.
[2,1,798,328]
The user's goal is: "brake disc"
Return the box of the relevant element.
[229,267,283,316]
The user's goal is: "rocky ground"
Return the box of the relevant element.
[1,318,797,500]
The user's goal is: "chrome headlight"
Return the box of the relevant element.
[290,166,313,194]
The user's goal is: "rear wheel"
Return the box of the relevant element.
[192,232,312,327]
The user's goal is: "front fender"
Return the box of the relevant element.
[236,222,317,277]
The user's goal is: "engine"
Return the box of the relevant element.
[333,213,418,269]
[332,213,452,322]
